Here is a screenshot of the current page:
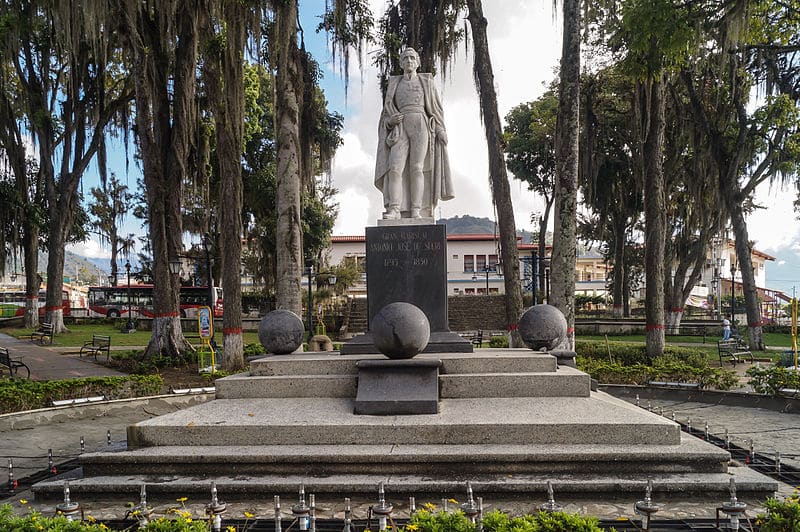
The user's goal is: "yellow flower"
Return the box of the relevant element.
[406,524,419,531]
[185,518,193,523]
[31,515,37,521]
[244,511,255,518]
[177,497,189,503]
[37,526,43,531]
[180,510,192,518]
[99,525,109,530]
[423,502,437,511]
[448,498,458,504]
[86,515,97,522]
[19,499,28,505]
[227,527,237,532]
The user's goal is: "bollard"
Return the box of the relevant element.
[539,480,562,513]
[310,494,316,532]
[205,481,227,532]
[373,482,393,531]
[275,495,282,532]
[634,480,660,531]
[128,484,152,527]
[7,459,16,493]
[724,428,730,449]
[343,497,352,532]
[704,422,709,440]
[292,484,310,531]
[408,496,415,516]
[80,436,85,454]
[476,497,484,532]
[776,452,782,473]
[720,478,747,530]
[56,481,81,521]
[107,430,111,446]
[461,482,480,523]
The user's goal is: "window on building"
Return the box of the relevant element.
[476,255,486,272]
[464,255,474,273]
[488,254,498,272]
[477,287,486,295]
[464,288,475,295]
[489,287,500,294]
[452,254,459,259]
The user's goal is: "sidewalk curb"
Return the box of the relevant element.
[0,393,214,431]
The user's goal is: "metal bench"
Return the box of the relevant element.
[80,334,112,362]
[717,339,753,366]
[26,322,54,345]
[471,330,484,348]
[0,347,30,379]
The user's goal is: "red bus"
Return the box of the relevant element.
[0,290,71,318]
[87,285,223,318]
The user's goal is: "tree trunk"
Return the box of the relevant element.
[118,0,199,358]
[23,223,39,329]
[729,200,765,350]
[274,0,304,320]
[612,218,625,319]
[214,0,247,370]
[639,77,667,358]
[466,0,524,347]
[550,0,580,348]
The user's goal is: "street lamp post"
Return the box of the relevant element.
[306,260,314,342]
[531,249,538,304]
[730,263,737,325]
[125,260,135,332]
[544,258,551,303]
[202,234,214,309]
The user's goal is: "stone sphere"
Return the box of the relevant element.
[519,304,568,351]
[371,302,430,359]
[258,310,305,355]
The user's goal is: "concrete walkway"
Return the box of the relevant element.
[0,333,127,380]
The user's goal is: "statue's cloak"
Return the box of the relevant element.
[374,73,454,213]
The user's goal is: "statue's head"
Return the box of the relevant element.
[400,47,420,72]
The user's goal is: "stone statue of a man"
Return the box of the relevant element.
[374,48,454,220]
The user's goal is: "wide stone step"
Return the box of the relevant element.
[127,393,680,448]
[248,350,557,376]
[31,466,776,502]
[440,367,590,398]
[215,366,589,399]
[80,434,728,477]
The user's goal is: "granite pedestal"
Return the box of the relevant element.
[353,359,441,415]
[341,224,471,354]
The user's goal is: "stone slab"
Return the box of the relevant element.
[31,465,776,501]
[249,350,556,376]
[126,392,681,447]
[354,359,441,415]
[215,374,356,399]
[79,433,729,476]
[440,366,590,398]
[376,217,435,226]
[365,224,448,331]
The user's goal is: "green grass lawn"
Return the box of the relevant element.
[579,331,795,348]
[4,322,260,348]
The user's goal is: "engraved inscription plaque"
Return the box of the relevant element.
[366,224,448,331]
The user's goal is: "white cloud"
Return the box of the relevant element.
[67,238,111,259]
[328,2,562,234]
[748,182,800,253]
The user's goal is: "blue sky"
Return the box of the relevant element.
[68,1,800,297]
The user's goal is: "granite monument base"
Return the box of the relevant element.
[353,359,441,415]
[340,223,472,355]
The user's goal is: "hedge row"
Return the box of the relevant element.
[0,375,163,414]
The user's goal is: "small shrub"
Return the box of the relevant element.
[488,335,508,348]
[575,340,709,368]
[0,504,109,531]
[481,508,605,532]
[746,365,800,395]
[756,493,800,531]
[576,358,738,390]
[244,342,266,357]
